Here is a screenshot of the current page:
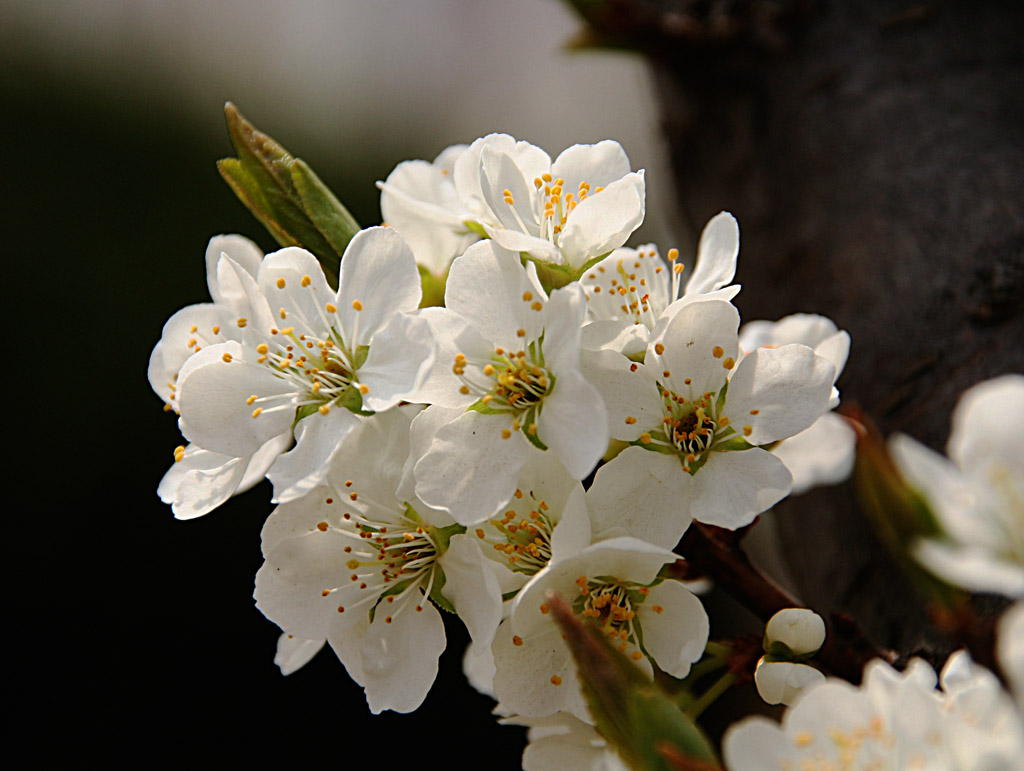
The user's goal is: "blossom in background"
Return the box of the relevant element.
[889,374,1024,597]
[580,211,740,356]
[377,143,480,278]
[413,240,608,525]
[754,608,827,707]
[738,313,855,495]
[724,651,1024,769]
[585,299,836,547]
[254,408,500,713]
[173,227,434,504]
[149,235,294,518]
[491,537,708,721]
[452,133,645,270]
[509,713,628,771]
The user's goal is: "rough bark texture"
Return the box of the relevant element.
[575,0,1024,660]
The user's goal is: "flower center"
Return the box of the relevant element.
[499,173,604,245]
[246,277,369,422]
[473,487,555,575]
[318,496,442,621]
[572,577,650,660]
[452,341,555,438]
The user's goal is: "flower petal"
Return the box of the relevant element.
[691,449,792,530]
[636,580,708,678]
[274,634,324,676]
[652,299,738,398]
[559,171,645,270]
[685,211,739,295]
[267,406,359,503]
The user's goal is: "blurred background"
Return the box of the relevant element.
[4,1,680,765]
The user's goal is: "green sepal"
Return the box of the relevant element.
[464,220,489,238]
[713,435,753,453]
[501,590,520,602]
[521,406,549,451]
[522,425,550,451]
[219,103,363,287]
[467,399,507,415]
[429,523,467,555]
[352,345,370,371]
[418,264,448,308]
[429,569,457,614]
[337,384,375,416]
[761,644,818,663]
[294,404,318,425]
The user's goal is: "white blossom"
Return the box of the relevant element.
[890,374,1024,597]
[580,211,740,356]
[174,227,434,505]
[413,240,608,525]
[725,652,1024,770]
[586,299,835,547]
[452,133,645,270]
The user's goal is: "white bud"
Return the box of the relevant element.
[754,659,826,706]
[765,608,826,656]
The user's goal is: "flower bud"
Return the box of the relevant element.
[764,608,826,659]
[754,659,826,706]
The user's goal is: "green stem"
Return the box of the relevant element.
[685,671,737,720]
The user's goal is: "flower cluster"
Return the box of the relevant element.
[153,129,1020,769]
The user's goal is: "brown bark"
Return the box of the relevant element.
[574,0,1024,659]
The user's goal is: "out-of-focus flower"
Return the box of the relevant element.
[890,374,1024,597]
[725,652,1024,769]
[510,712,628,771]
[754,608,827,707]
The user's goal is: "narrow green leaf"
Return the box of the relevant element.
[291,159,360,260]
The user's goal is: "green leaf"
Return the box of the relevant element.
[219,103,363,287]
[547,593,721,771]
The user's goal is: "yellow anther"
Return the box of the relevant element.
[533,177,542,188]
[236,318,247,328]
[189,324,198,333]
[325,303,337,313]
[516,328,526,337]
[654,343,665,355]
[279,308,287,319]
[276,277,286,289]
[667,248,679,262]
[212,325,220,334]
[359,384,369,394]
[483,364,495,376]
[256,344,269,354]
[640,432,652,444]
[281,326,294,335]
[352,300,363,311]
[301,275,312,287]
[251,408,263,418]
[501,429,511,439]
[522,291,533,301]
[459,385,470,395]
[723,357,735,369]
[541,172,552,183]
[550,675,562,686]
[712,346,724,358]
[531,301,543,311]
[319,404,331,415]
[673,263,685,274]
[246,395,258,405]
[513,635,524,646]
[625,416,637,425]
[743,425,753,436]
[750,409,760,415]
[221,352,233,363]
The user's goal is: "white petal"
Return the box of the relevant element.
[399,404,463,502]
[358,312,435,411]
[274,634,324,676]
[352,600,446,714]
[773,413,856,495]
[549,485,593,564]
[177,342,296,457]
[691,449,792,530]
[586,447,693,547]
[724,345,836,446]
[441,534,504,648]
[754,660,826,706]
[463,638,497,698]
[913,540,1024,597]
[267,407,359,503]
[765,609,826,655]
[206,234,262,300]
[552,140,632,194]
[581,349,662,442]
[948,374,1024,475]
[492,622,585,719]
[148,303,229,403]
[653,299,738,398]
[257,247,333,333]
[559,172,646,270]
[158,446,246,520]
[414,410,529,525]
[637,580,709,678]
[685,212,739,295]
[336,226,422,345]
[445,240,540,346]
[214,255,277,338]
[537,368,608,481]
